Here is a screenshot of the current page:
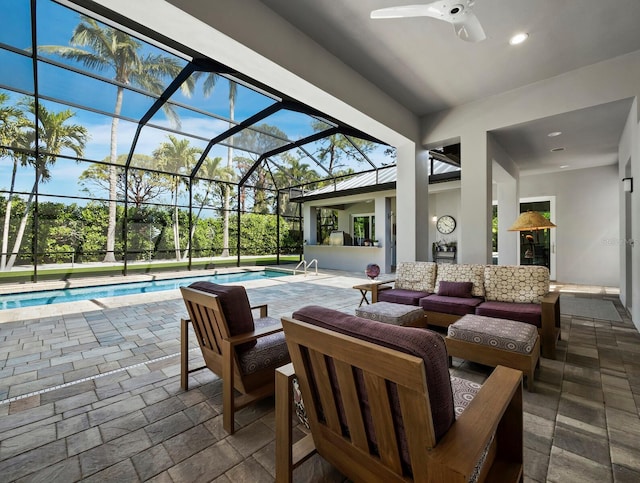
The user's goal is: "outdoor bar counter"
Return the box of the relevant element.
[303,244,385,272]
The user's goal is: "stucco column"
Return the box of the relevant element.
[415,148,431,261]
[395,141,419,262]
[303,205,317,245]
[459,131,492,264]
[497,177,519,265]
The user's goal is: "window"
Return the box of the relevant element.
[352,214,375,246]
[316,208,338,245]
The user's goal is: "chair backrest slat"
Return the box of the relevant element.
[188,300,214,352]
[307,348,342,432]
[202,305,223,353]
[332,359,369,451]
[398,386,437,476]
[181,287,231,357]
[363,371,403,474]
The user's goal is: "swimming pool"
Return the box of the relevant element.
[0,269,288,310]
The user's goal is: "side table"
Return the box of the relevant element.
[352,279,394,306]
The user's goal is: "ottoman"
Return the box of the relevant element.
[445,314,540,391]
[355,301,426,328]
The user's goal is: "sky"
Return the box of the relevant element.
[0,0,393,201]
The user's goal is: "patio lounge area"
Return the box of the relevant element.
[0,269,639,482]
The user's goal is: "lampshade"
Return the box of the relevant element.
[508,211,556,231]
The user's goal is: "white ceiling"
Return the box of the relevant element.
[490,98,634,175]
[256,0,640,174]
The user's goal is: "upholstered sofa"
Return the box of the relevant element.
[376,261,561,358]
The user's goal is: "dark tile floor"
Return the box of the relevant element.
[0,271,639,482]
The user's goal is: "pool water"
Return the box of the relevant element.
[0,270,288,310]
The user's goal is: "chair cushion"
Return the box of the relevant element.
[438,281,473,298]
[394,261,437,293]
[483,265,549,303]
[450,375,481,418]
[435,264,486,297]
[449,375,491,483]
[189,282,256,352]
[475,301,542,327]
[292,305,455,442]
[237,316,289,375]
[378,288,429,305]
[420,294,483,316]
[292,377,310,429]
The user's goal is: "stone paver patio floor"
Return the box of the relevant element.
[0,270,639,482]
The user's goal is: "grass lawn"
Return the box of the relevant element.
[0,255,302,284]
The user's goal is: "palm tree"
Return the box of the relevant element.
[311,120,375,175]
[40,15,193,263]
[3,99,87,271]
[0,93,29,271]
[271,154,320,217]
[183,156,233,259]
[273,155,319,188]
[232,123,289,214]
[153,135,202,260]
[0,93,27,156]
[195,72,237,257]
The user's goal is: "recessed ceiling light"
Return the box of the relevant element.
[509,32,529,45]
[560,165,569,169]
[547,131,562,137]
[550,147,565,152]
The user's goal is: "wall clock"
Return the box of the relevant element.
[436,215,456,234]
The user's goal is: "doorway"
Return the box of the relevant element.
[518,197,557,280]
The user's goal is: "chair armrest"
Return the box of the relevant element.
[540,291,561,358]
[251,304,268,317]
[541,292,560,331]
[431,366,523,478]
[277,361,296,379]
[226,324,284,347]
[276,363,316,483]
[541,291,560,305]
[370,280,395,303]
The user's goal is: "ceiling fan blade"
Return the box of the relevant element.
[452,11,486,42]
[370,4,443,20]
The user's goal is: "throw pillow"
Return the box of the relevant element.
[438,281,473,298]
[189,282,256,352]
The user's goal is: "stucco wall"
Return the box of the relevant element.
[520,166,619,286]
[432,165,619,285]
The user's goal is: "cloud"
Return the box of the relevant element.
[81,116,231,162]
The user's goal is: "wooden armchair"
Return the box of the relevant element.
[180,282,290,434]
[276,306,524,483]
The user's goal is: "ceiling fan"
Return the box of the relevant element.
[370,0,486,43]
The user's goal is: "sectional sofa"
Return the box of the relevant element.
[374,261,561,358]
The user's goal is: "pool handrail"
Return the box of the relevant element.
[293,259,318,276]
